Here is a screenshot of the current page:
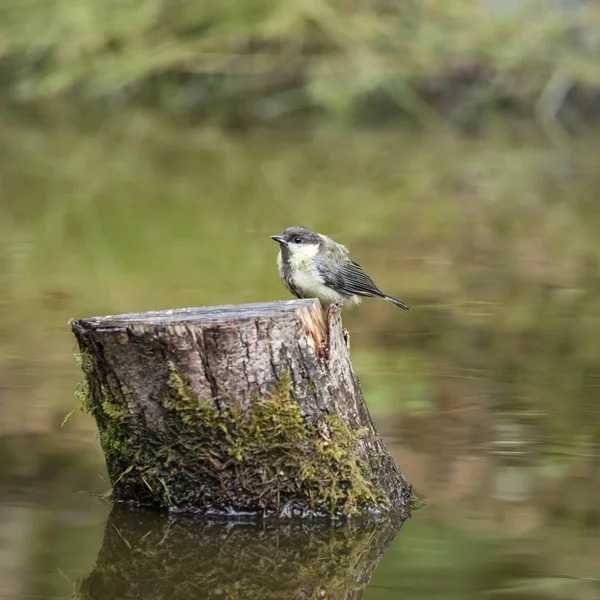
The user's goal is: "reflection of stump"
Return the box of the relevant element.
[71,299,412,518]
[77,504,403,600]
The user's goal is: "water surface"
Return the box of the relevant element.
[1,114,600,597]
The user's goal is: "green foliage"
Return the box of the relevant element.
[2,1,600,121]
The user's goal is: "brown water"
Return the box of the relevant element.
[1,112,599,598]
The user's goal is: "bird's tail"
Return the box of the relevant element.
[385,295,410,310]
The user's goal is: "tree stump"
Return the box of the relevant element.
[71,299,412,519]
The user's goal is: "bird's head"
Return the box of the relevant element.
[270,226,322,260]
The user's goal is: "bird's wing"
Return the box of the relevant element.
[318,260,386,299]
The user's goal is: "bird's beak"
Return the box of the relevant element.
[270,235,286,244]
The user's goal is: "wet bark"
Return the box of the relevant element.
[71,299,412,518]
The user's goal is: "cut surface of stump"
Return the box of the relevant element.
[71,299,412,519]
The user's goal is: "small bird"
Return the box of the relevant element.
[270,226,409,311]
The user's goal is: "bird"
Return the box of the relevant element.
[270,226,409,311]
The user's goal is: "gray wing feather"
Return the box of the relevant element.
[318,260,386,299]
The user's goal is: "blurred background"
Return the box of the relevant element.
[1,0,600,598]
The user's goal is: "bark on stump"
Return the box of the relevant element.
[71,299,412,519]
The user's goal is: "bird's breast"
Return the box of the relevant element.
[288,258,345,305]
[277,252,347,306]
[289,259,322,290]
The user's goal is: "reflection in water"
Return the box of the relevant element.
[76,504,404,600]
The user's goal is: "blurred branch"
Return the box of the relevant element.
[536,67,574,151]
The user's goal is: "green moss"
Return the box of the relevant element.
[66,352,136,482]
[408,490,427,511]
[62,352,93,426]
[101,395,127,424]
[76,351,94,376]
[92,362,388,517]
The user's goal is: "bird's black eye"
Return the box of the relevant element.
[293,237,302,244]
